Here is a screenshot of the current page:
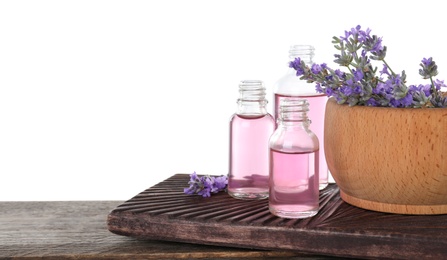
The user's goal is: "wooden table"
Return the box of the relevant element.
[107,174,447,259]
[0,201,337,259]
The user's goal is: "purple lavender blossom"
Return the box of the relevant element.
[311,64,323,74]
[184,172,228,197]
[289,58,305,76]
[287,25,447,108]
[422,57,433,67]
[365,98,379,106]
[214,175,228,190]
[380,64,390,76]
[419,57,438,79]
[353,69,364,81]
[357,27,371,43]
[434,79,446,90]
[334,69,345,78]
[315,83,324,93]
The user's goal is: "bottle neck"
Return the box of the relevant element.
[277,98,311,128]
[288,45,315,65]
[237,80,268,116]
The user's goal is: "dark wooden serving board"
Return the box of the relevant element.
[107,174,447,259]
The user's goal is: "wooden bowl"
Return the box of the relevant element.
[324,98,447,214]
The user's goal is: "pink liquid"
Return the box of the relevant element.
[228,114,275,199]
[269,149,319,218]
[274,93,328,189]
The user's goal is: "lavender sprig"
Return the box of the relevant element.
[183,172,228,197]
[289,25,447,108]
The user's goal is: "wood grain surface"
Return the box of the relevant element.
[108,174,447,259]
[324,97,447,214]
[0,199,334,259]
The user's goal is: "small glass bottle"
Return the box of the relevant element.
[269,97,319,219]
[228,80,275,200]
[273,45,329,190]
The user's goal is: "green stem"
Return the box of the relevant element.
[382,59,408,89]
[382,59,395,76]
[347,66,354,75]
[429,76,438,98]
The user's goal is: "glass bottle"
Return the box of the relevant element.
[269,97,319,219]
[228,80,275,200]
[273,44,329,190]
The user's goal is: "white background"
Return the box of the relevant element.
[1,0,445,201]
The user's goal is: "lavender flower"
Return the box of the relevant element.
[419,57,438,79]
[289,25,447,108]
[183,171,228,197]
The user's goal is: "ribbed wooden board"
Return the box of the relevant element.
[107,174,447,259]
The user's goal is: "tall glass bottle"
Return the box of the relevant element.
[228,80,275,200]
[273,45,329,190]
[269,97,319,219]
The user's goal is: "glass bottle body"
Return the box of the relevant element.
[273,45,329,190]
[228,80,275,200]
[269,98,319,219]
